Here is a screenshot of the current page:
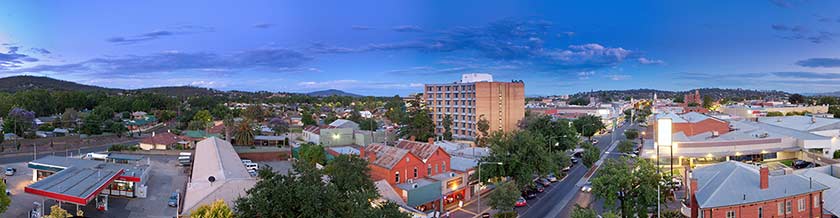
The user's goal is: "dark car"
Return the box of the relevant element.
[794,160,816,169]
[168,192,179,207]
[521,190,537,199]
[532,184,545,193]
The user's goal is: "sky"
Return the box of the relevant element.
[2,0,840,96]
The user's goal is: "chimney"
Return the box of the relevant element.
[760,166,769,190]
[689,177,699,218]
[428,137,434,145]
[409,135,416,141]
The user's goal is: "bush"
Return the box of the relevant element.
[108,144,132,152]
[834,150,840,159]
[494,211,518,218]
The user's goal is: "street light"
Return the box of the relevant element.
[477,161,503,215]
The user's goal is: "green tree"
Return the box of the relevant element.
[591,157,663,218]
[0,180,10,214]
[157,110,177,122]
[60,108,79,128]
[190,199,234,218]
[789,94,805,105]
[581,142,601,168]
[192,110,213,130]
[702,95,714,109]
[298,143,326,165]
[398,108,435,142]
[109,122,128,138]
[235,155,408,218]
[475,115,490,147]
[442,114,453,141]
[358,118,377,131]
[569,97,590,106]
[46,204,72,218]
[384,95,408,125]
[662,210,684,218]
[234,120,255,145]
[302,111,316,126]
[617,140,635,154]
[573,115,605,140]
[520,114,579,152]
[479,130,561,189]
[817,96,838,106]
[766,111,784,117]
[570,205,597,218]
[834,150,840,159]
[487,182,519,213]
[671,95,684,103]
[624,129,639,140]
[243,105,265,121]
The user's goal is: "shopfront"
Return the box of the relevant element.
[28,155,148,199]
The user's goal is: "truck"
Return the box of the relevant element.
[83,153,109,160]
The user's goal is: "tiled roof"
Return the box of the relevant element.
[365,143,409,169]
[692,161,828,208]
[140,132,181,145]
[396,140,445,161]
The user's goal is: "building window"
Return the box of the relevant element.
[443,162,447,171]
[758,207,763,218]
[786,200,792,213]
[414,167,418,178]
[778,202,784,215]
[815,195,820,208]
[698,210,704,218]
[427,164,432,175]
[799,198,806,211]
[726,210,735,218]
[395,172,400,183]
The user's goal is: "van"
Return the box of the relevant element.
[178,156,191,166]
[244,163,258,171]
[178,152,192,157]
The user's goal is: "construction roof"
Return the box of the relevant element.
[692,161,828,208]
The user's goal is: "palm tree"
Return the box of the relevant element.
[235,119,255,145]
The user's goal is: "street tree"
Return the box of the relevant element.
[109,122,128,138]
[624,129,639,140]
[487,182,519,213]
[398,108,434,142]
[442,114,453,141]
[0,180,9,214]
[190,199,234,218]
[789,94,805,104]
[572,115,605,140]
[479,130,561,189]
[581,142,600,168]
[298,143,326,166]
[235,155,408,218]
[358,118,377,131]
[192,110,213,130]
[521,114,579,152]
[571,205,597,218]
[591,157,663,218]
[384,95,408,125]
[617,140,635,154]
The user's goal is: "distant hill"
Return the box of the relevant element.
[133,86,222,97]
[0,75,119,92]
[306,89,362,97]
[803,91,840,97]
[571,88,791,100]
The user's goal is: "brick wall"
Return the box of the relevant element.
[695,192,822,218]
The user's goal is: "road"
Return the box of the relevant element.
[518,121,638,218]
[0,140,139,165]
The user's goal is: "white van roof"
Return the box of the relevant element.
[179,152,192,156]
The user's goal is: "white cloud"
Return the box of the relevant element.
[607,74,631,81]
[638,57,665,65]
[577,71,595,80]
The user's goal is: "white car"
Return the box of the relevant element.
[580,183,592,192]
[4,168,15,176]
[245,163,259,171]
[241,159,253,164]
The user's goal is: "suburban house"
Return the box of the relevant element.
[125,111,158,133]
[138,132,183,150]
[685,161,828,218]
[329,119,360,129]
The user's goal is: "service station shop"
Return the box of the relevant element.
[24,155,150,211]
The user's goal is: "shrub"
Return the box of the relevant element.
[834,150,840,159]
[494,211,518,218]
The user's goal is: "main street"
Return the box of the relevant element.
[518,121,638,218]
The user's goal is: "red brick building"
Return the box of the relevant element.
[654,112,730,137]
[362,139,466,213]
[686,161,828,218]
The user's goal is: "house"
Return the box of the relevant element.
[302,125,322,145]
[362,139,467,213]
[253,135,286,146]
[685,161,828,218]
[125,114,158,132]
[138,132,183,150]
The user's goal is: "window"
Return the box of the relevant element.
[698,210,704,218]
[778,202,784,215]
[758,207,763,218]
[413,167,418,178]
[726,210,735,218]
[799,198,806,211]
[443,162,447,171]
[395,172,400,183]
[815,195,820,208]
[427,164,432,175]
[786,200,792,213]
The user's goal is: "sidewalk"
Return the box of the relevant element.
[442,187,498,218]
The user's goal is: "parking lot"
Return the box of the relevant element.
[1,155,188,218]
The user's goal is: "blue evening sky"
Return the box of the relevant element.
[2,0,840,96]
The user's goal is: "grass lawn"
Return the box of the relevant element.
[779,159,794,167]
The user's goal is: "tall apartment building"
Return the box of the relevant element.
[423,73,525,140]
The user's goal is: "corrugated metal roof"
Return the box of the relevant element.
[693,161,829,208]
[365,143,410,169]
[795,166,840,216]
[396,140,443,161]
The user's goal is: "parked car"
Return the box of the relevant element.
[245,163,259,171]
[168,192,179,207]
[481,213,491,218]
[5,189,10,196]
[521,190,536,199]
[248,169,258,177]
[546,174,558,182]
[241,159,253,164]
[537,178,551,187]
[4,167,15,176]
[590,139,599,144]
[794,160,816,169]
[581,182,592,192]
[515,197,527,207]
[532,184,545,193]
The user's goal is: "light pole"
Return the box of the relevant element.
[655,117,673,218]
[477,161,503,215]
